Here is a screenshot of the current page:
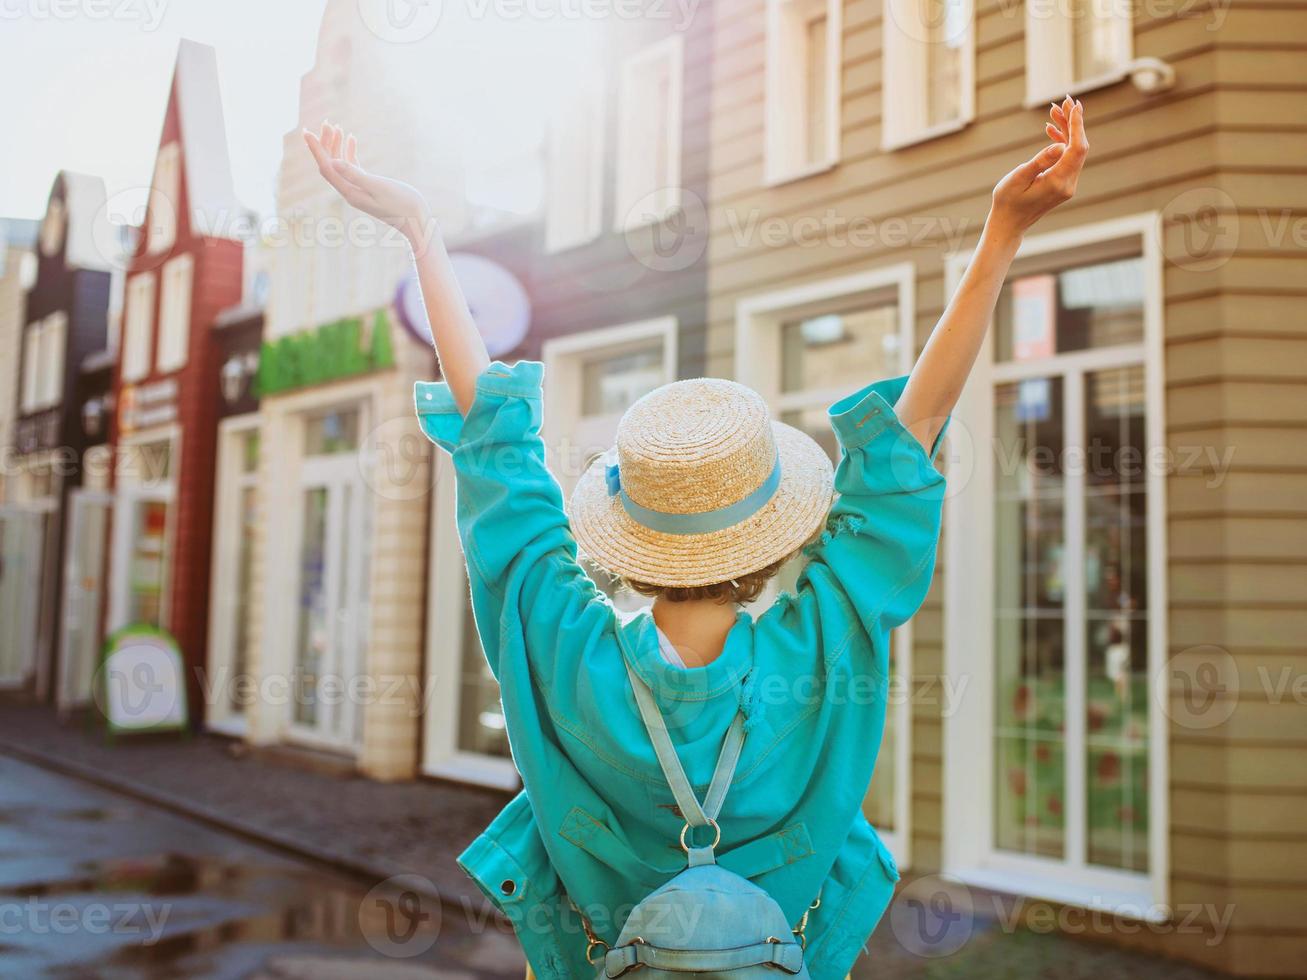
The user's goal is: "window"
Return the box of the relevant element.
[944,214,1167,913]
[156,254,193,373]
[36,312,66,408]
[614,35,683,231]
[882,0,974,149]
[1025,0,1132,105]
[736,265,918,867]
[21,323,40,413]
[545,78,605,252]
[122,274,155,382]
[148,142,181,255]
[766,0,841,181]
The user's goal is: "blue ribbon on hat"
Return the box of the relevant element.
[605,456,784,536]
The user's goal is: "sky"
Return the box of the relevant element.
[0,0,599,222]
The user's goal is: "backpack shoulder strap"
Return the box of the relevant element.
[624,659,746,864]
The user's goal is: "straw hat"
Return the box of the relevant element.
[569,377,835,588]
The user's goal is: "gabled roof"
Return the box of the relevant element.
[168,38,244,238]
[57,171,114,272]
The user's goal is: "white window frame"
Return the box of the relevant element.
[736,263,917,869]
[765,0,842,185]
[614,35,684,232]
[206,414,260,736]
[36,311,67,409]
[156,253,194,374]
[1024,0,1133,107]
[122,273,156,383]
[21,322,41,413]
[545,76,606,253]
[941,212,1169,917]
[542,316,679,493]
[881,0,976,150]
[149,141,182,255]
[422,319,679,789]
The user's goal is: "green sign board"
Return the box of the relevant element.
[257,308,396,396]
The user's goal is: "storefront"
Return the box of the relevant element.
[244,303,433,781]
[54,350,115,712]
[204,301,264,735]
[2,172,113,701]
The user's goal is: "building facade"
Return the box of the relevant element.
[418,6,714,788]
[108,40,246,722]
[0,219,39,504]
[702,0,1306,974]
[240,0,464,780]
[2,174,114,701]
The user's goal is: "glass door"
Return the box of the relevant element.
[0,507,46,687]
[944,226,1165,913]
[207,424,260,731]
[290,407,370,749]
[58,491,111,709]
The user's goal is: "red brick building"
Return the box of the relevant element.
[108,39,245,721]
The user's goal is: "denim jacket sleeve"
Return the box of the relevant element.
[413,360,615,686]
[755,374,949,672]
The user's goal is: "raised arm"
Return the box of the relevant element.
[896,97,1090,451]
[303,121,489,413]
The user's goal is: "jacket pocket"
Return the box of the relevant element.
[560,807,814,886]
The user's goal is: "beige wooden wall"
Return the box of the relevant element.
[704,0,1307,974]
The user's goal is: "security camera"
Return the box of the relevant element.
[1127,57,1176,94]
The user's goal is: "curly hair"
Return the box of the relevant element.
[622,553,795,605]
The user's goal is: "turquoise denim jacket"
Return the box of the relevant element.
[415,361,949,979]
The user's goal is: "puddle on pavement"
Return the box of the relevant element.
[3,850,493,975]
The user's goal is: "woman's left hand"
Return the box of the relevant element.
[988,96,1089,239]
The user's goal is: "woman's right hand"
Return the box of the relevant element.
[303,121,434,248]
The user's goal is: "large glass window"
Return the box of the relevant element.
[990,252,1151,875]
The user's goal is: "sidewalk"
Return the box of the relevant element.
[0,702,507,918]
[0,702,1232,979]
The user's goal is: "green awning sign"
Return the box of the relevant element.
[257,308,396,396]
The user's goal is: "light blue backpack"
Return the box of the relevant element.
[594,661,811,978]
